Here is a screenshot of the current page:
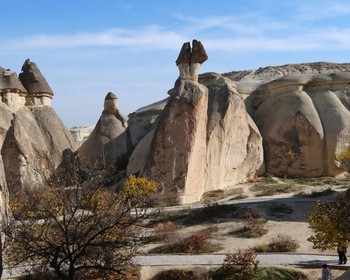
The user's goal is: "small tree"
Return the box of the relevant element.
[336,148,350,178]
[307,189,350,251]
[283,148,298,179]
[3,175,157,280]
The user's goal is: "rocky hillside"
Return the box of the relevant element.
[223,62,350,81]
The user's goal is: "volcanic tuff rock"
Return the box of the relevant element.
[128,41,264,204]
[127,98,168,150]
[243,72,350,177]
[0,60,76,228]
[77,92,128,170]
[141,78,209,204]
[2,106,76,194]
[200,73,264,190]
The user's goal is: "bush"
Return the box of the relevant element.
[230,210,267,238]
[255,234,299,252]
[154,220,181,242]
[149,228,221,254]
[220,249,259,280]
[151,268,210,280]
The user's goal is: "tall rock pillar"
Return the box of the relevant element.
[142,40,208,204]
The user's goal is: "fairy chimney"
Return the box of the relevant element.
[19,59,54,106]
[0,67,27,108]
[176,39,208,82]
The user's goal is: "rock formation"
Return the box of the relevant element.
[176,39,208,82]
[77,92,128,170]
[70,125,95,148]
[200,73,264,190]
[2,106,76,194]
[127,98,168,150]
[128,41,264,204]
[0,59,76,230]
[19,59,54,106]
[0,67,27,109]
[243,72,350,177]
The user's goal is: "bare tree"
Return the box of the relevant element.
[3,175,157,280]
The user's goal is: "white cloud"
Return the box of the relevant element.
[297,1,350,20]
[6,26,185,51]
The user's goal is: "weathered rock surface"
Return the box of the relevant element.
[126,41,265,204]
[2,106,76,194]
[127,98,168,150]
[224,62,350,82]
[70,125,95,148]
[128,73,265,204]
[244,72,350,177]
[141,79,209,204]
[0,60,75,227]
[77,92,128,170]
[200,73,264,190]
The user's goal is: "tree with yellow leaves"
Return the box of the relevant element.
[3,175,157,280]
[336,148,350,178]
[307,189,350,251]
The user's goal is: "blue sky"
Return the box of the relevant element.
[1,0,350,128]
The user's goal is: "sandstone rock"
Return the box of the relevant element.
[176,39,208,82]
[127,98,168,150]
[245,72,350,177]
[19,59,54,106]
[70,125,94,148]
[0,67,27,109]
[141,79,208,204]
[77,92,128,170]
[201,72,264,190]
[1,106,76,195]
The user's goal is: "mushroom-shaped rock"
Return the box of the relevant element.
[104,92,127,127]
[77,92,128,170]
[0,67,27,108]
[19,59,53,106]
[176,39,208,82]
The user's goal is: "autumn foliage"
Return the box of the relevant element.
[307,189,350,251]
[4,175,157,280]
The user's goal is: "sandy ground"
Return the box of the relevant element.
[140,179,349,279]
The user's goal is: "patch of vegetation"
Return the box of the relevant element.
[19,265,140,280]
[148,203,241,226]
[295,187,336,198]
[230,227,268,238]
[257,176,278,184]
[229,194,249,200]
[255,234,299,253]
[148,228,222,254]
[294,177,328,186]
[201,188,244,203]
[251,183,302,197]
[151,268,208,280]
[261,203,293,217]
[213,267,307,280]
[230,210,268,238]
